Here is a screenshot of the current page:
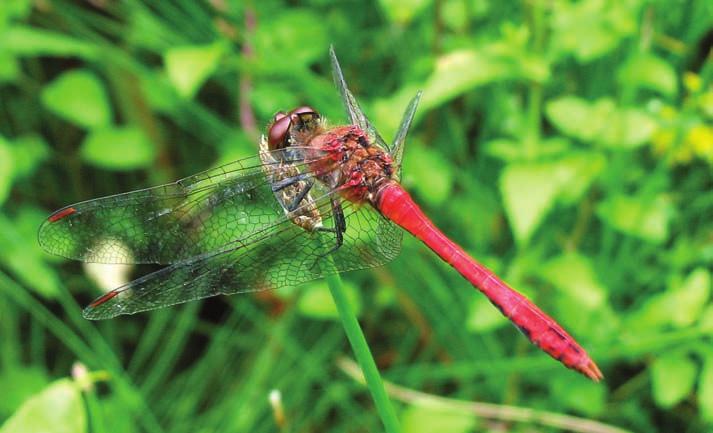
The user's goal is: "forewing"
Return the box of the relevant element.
[329,46,390,153]
[391,91,422,180]
[38,149,326,265]
[83,190,403,319]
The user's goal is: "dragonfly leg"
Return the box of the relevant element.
[332,198,347,245]
[271,173,310,193]
[285,179,315,212]
[313,198,346,264]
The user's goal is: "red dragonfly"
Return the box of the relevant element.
[39,47,602,381]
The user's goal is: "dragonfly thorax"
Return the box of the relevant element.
[308,125,395,205]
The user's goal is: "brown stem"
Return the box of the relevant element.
[239,7,257,137]
[337,357,630,433]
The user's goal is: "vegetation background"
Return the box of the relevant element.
[1,0,712,432]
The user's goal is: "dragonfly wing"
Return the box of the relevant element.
[83,190,402,319]
[83,215,320,319]
[329,46,391,153]
[391,91,422,180]
[38,149,327,265]
[329,201,403,273]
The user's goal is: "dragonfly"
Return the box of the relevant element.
[38,47,602,381]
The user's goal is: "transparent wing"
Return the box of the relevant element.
[329,45,391,153]
[391,91,422,179]
[38,148,330,265]
[82,190,402,319]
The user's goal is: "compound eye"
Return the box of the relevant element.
[290,105,318,116]
[267,114,292,149]
[272,111,287,123]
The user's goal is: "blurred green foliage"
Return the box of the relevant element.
[0,0,712,432]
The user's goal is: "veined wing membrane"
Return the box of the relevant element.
[38,148,330,265]
[391,91,422,179]
[329,46,390,153]
[83,188,403,319]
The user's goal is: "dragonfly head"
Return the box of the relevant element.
[267,106,321,150]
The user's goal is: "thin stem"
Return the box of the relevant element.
[525,0,545,157]
[316,234,401,433]
[238,5,257,137]
[338,357,631,433]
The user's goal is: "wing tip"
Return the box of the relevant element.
[81,309,102,320]
[38,206,79,255]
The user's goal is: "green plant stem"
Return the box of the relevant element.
[317,235,401,433]
[525,0,545,157]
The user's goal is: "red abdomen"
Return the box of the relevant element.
[376,182,602,381]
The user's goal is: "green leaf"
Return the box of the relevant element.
[599,108,657,149]
[597,194,672,243]
[2,25,99,59]
[0,136,13,206]
[550,372,606,415]
[552,150,605,203]
[450,186,500,248]
[546,96,599,141]
[139,70,179,114]
[41,69,112,128]
[126,7,181,52]
[379,0,431,25]
[700,305,713,334]
[80,126,156,170]
[0,49,19,82]
[668,268,711,328]
[546,97,655,148]
[401,403,475,433]
[251,80,300,121]
[422,50,509,110]
[0,378,86,433]
[466,296,507,332]
[651,352,697,408]
[254,10,328,68]
[0,367,49,418]
[500,161,562,245]
[549,0,638,62]
[403,143,453,206]
[499,151,603,245]
[618,54,678,97]
[555,295,619,339]
[700,352,713,422]
[483,138,524,161]
[298,281,362,320]
[0,211,61,298]
[625,292,676,333]
[484,137,571,162]
[215,130,260,167]
[0,0,33,23]
[164,41,227,99]
[539,253,607,310]
[441,0,469,31]
[623,269,708,332]
[9,135,49,179]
